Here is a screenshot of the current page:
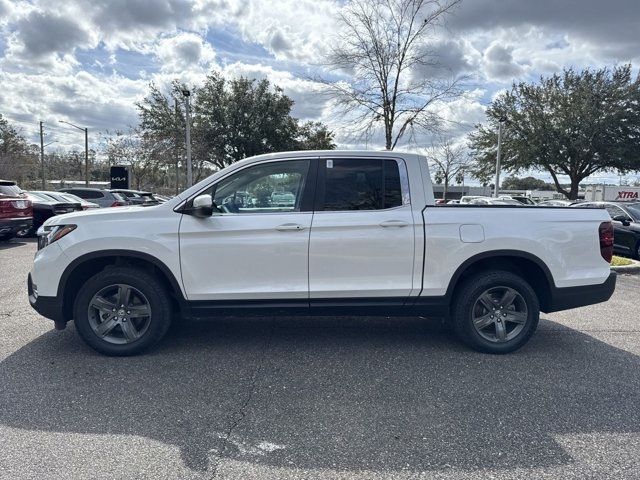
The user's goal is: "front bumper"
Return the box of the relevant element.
[28,273,66,328]
[0,217,32,235]
[545,271,617,313]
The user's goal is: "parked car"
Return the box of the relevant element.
[459,195,487,204]
[18,192,82,237]
[537,199,575,207]
[500,195,536,205]
[0,180,32,241]
[29,151,616,356]
[468,197,525,206]
[58,188,129,208]
[572,201,640,259]
[39,191,99,210]
[110,189,160,207]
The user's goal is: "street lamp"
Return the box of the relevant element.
[493,116,507,198]
[59,120,89,186]
[181,89,193,188]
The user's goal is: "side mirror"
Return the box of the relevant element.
[189,195,215,218]
[612,214,631,226]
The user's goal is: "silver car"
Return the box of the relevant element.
[58,188,129,208]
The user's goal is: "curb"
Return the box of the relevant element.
[611,259,640,274]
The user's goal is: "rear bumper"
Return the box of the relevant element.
[28,273,66,326]
[0,217,32,235]
[545,272,617,313]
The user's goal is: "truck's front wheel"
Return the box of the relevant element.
[452,270,540,354]
[73,266,173,356]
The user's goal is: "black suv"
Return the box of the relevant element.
[573,201,640,259]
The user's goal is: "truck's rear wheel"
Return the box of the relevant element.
[452,270,540,354]
[73,266,172,356]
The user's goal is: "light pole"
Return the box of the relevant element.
[59,120,89,186]
[493,116,507,198]
[181,89,193,188]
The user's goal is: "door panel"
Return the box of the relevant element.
[179,158,315,301]
[309,158,415,299]
[179,213,312,300]
[309,207,415,298]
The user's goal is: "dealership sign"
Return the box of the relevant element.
[110,166,129,189]
[614,190,640,200]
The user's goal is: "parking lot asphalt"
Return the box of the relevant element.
[0,239,639,480]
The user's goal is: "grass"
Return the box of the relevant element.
[611,255,633,267]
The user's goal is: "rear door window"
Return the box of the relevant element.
[318,159,408,211]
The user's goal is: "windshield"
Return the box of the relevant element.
[0,184,23,197]
[60,193,84,203]
[112,192,128,202]
[27,192,55,202]
[625,203,640,221]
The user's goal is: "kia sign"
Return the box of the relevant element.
[110,166,129,189]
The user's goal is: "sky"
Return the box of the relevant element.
[1,0,639,185]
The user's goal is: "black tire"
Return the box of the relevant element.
[73,266,173,356]
[452,270,540,354]
[0,234,14,241]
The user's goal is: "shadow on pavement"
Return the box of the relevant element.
[0,238,33,250]
[0,316,638,474]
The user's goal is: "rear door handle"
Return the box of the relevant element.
[275,223,307,231]
[379,220,409,228]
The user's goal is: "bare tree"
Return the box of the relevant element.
[321,0,464,149]
[426,137,469,200]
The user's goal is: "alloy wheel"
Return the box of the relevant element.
[87,284,152,345]
[471,286,528,343]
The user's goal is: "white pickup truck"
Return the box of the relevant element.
[28,151,616,356]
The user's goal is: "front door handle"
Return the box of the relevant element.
[379,220,409,228]
[275,223,307,231]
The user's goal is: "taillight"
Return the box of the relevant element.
[111,201,125,207]
[599,221,614,263]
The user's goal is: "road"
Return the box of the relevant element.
[1,239,639,480]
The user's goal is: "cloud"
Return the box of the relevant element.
[1,0,639,161]
[155,32,216,72]
[449,0,640,60]
[14,11,93,58]
[412,38,480,80]
[483,43,524,80]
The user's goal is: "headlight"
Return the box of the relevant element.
[37,224,76,250]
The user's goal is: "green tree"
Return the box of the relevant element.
[501,176,551,191]
[136,73,335,183]
[469,65,640,199]
[295,121,336,150]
